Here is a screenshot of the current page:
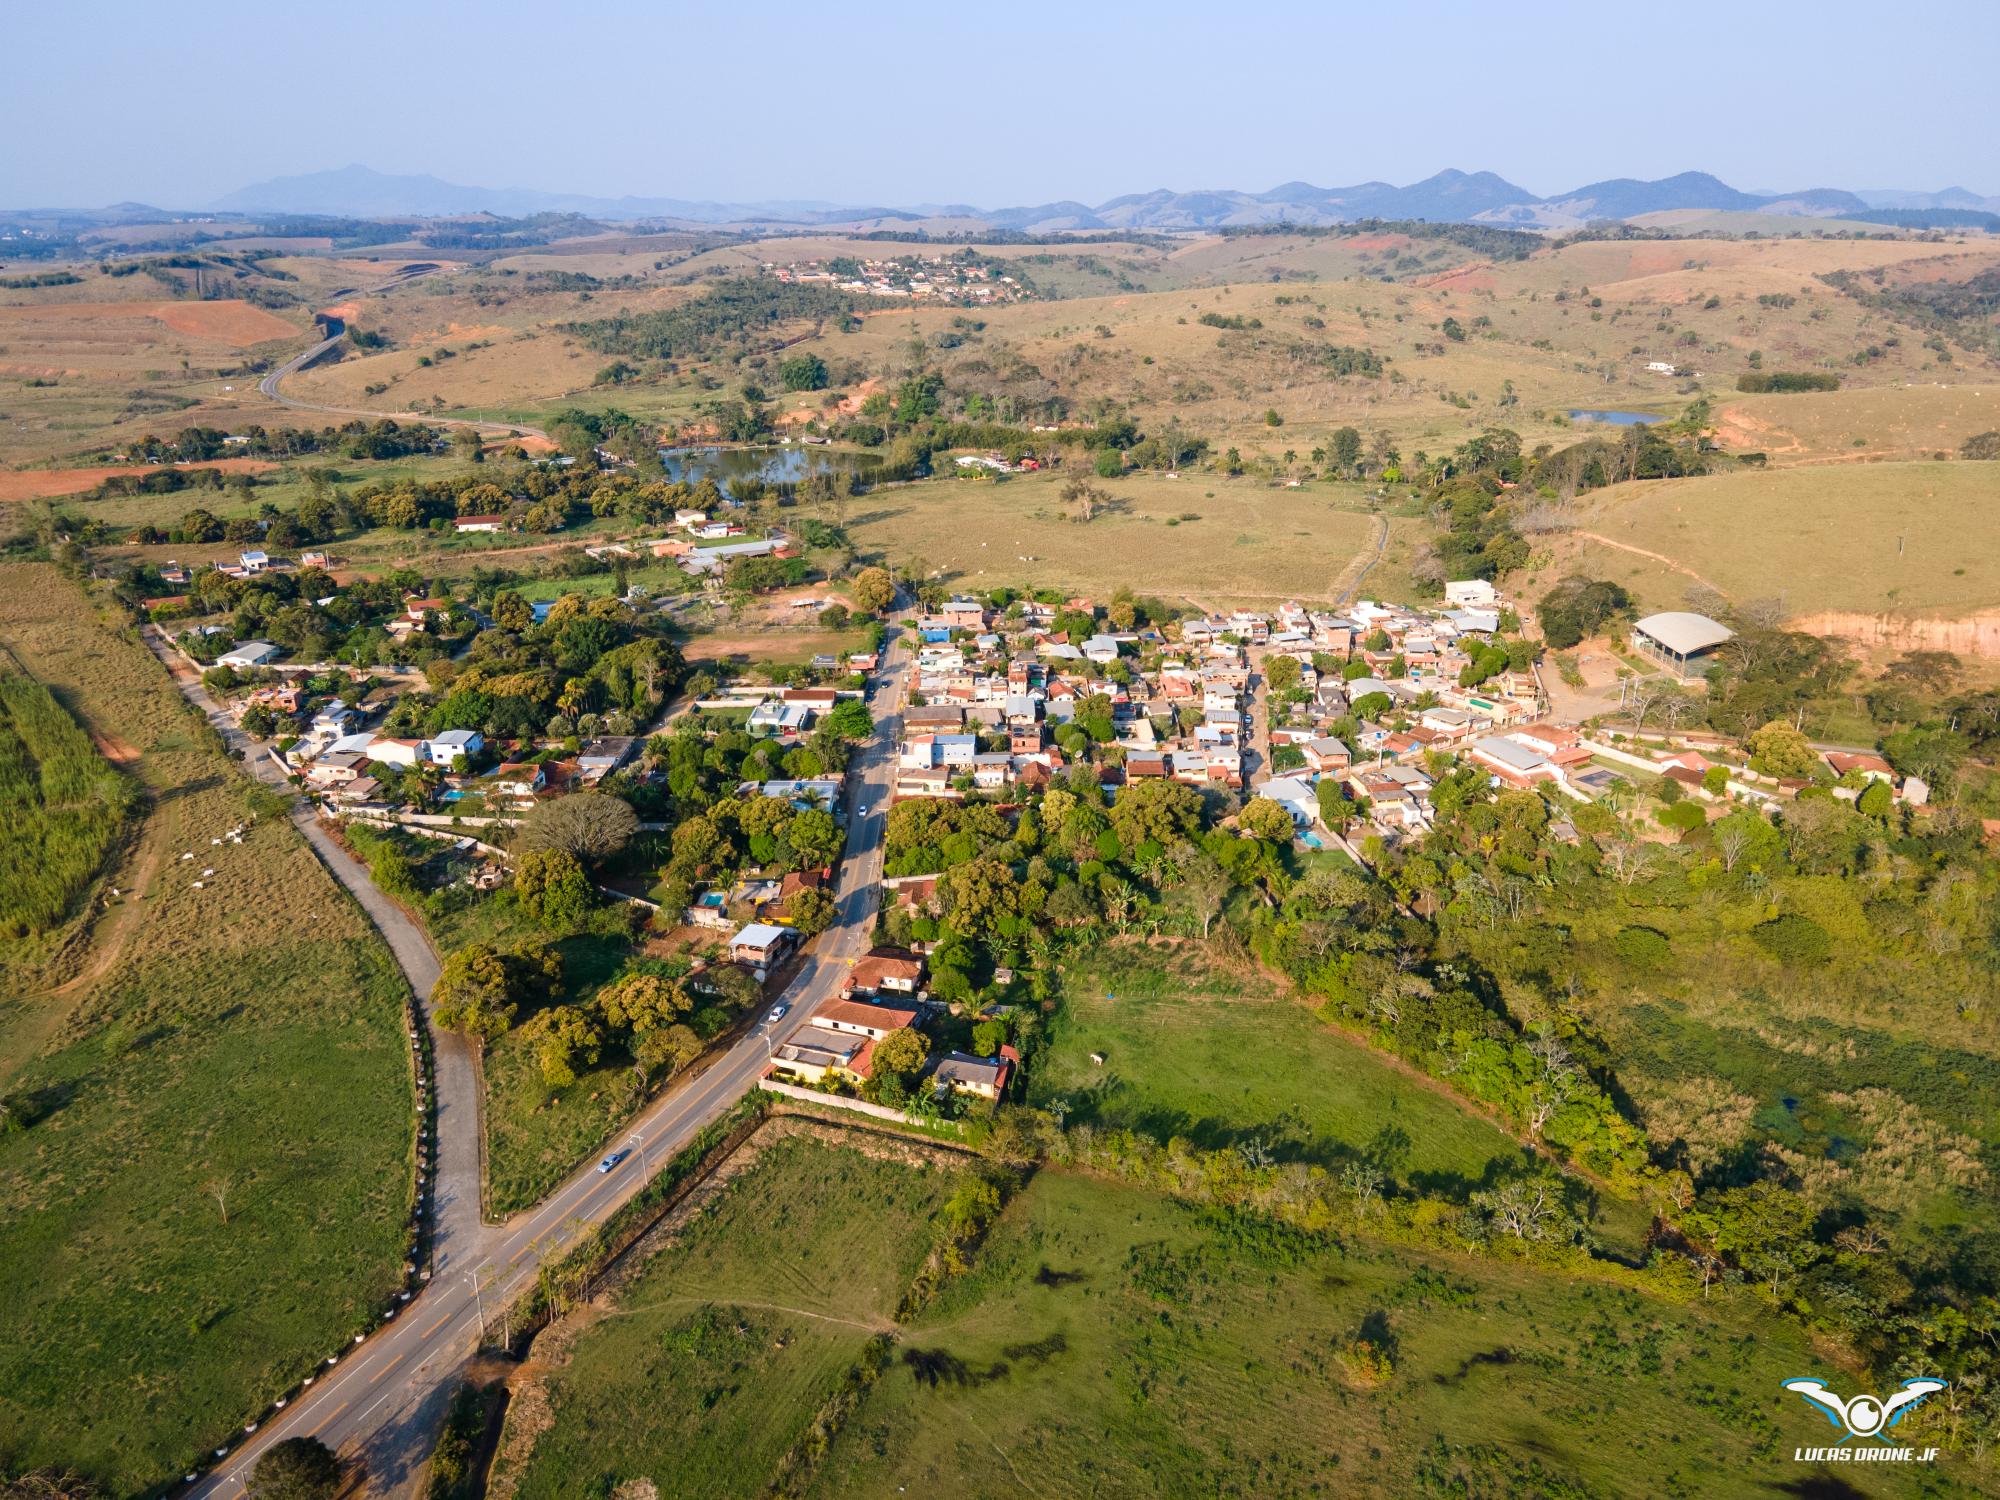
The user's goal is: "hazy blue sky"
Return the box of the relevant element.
[6,0,1995,207]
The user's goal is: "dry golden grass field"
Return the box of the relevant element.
[1712,382,2000,463]
[847,469,1390,603]
[1527,460,2000,620]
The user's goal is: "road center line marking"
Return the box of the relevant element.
[369,1354,404,1382]
[305,1401,347,1436]
[423,1312,450,1337]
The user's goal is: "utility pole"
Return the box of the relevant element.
[466,1269,488,1345]
[629,1132,649,1179]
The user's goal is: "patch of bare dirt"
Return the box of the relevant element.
[1711,403,1802,456]
[144,300,299,345]
[0,458,276,501]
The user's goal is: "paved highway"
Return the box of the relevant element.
[165,618,912,1495]
[254,264,549,447]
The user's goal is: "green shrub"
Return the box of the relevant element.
[1752,913,1831,962]
[1613,926,1673,970]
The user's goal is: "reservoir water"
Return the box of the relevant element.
[1566,409,1658,426]
[659,445,879,497]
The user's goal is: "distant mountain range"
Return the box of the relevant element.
[190,164,2000,231]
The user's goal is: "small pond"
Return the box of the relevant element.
[659,445,879,498]
[1567,409,1659,426]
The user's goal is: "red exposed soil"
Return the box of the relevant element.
[0,458,278,501]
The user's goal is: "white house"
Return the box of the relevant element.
[1260,775,1321,831]
[428,728,484,766]
[238,550,270,573]
[729,921,796,976]
[488,762,547,797]
[216,641,281,668]
[1443,580,1499,609]
[366,738,430,769]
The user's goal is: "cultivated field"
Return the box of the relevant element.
[848,470,1388,603]
[496,1130,961,1498]
[808,1169,1936,1499]
[0,565,414,1492]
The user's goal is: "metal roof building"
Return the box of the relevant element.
[1631,612,1734,678]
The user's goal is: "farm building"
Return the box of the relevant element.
[1630,612,1734,679]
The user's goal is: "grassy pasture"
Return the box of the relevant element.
[1714,382,2000,464]
[0,565,413,1492]
[1558,459,2000,617]
[808,1170,1939,1500]
[1030,945,1529,1196]
[847,469,1385,603]
[498,1132,959,1499]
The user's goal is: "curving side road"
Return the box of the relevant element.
[254,266,549,446]
[160,618,913,1497]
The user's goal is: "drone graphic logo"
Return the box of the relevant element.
[1783,1377,1946,1464]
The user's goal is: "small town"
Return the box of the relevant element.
[6,14,1997,1494]
[766,250,1031,305]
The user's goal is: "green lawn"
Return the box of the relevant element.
[0,565,414,1492]
[499,1133,961,1498]
[808,1170,1942,1499]
[1033,946,1528,1197]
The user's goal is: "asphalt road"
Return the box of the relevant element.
[254,265,549,446]
[171,619,911,1496]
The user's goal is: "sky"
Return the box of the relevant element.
[5,0,1996,209]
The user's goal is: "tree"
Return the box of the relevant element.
[523,1004,602,1089]
[245,1436,341,1500]
[785,807,842,868]
[779,353,829,391]
[820,698,873,741]
[1752,913,1831,963]
[1691,1180,1821,1298]
[1165,844,1229,938]
[1239,797,1296,842]
[0,1469,107,1499]
[870,1027,929,1089]
[1746,719,1818,779]
[971,1018,1007,1056]
[634,1023,702,1082]
[1062,474,1110,522]
[1092,447,1125,479]
[519,792,638,863]
[595,972,690,1034]
[788,885,836,935]
[851,566,896,615]
[1473,1172,1581,1243]
[514,847,593,931]
[1265,654,1301,694]
[937,857,1021,938]
[1538,576,1631,649]
[433,944,517,1046]
[1107,778,1202,850]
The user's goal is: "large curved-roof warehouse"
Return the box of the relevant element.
[1632,612,1735,655]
